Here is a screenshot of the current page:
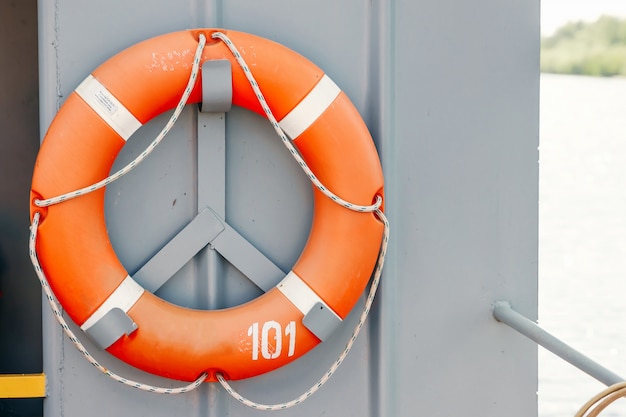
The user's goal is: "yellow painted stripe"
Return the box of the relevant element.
[0,373,46,398]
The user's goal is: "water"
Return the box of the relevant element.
[539,73,626,416]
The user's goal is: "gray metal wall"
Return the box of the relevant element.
[35,0,539,416]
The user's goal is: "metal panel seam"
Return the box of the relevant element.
[370,0,399,416]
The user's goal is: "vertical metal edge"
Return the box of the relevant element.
[37,0,61,133]
[196,111,226,308]
[195,3,227,415]
[38,1,65,416]
[367,0,398,417]
[41,295,64,416]
[196,111,228,417]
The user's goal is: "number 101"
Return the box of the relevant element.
[247,321,296,360]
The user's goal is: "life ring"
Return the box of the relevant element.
[29,29,384,382]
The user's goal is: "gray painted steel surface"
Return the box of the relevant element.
[34,0,539,416]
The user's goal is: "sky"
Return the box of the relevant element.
[542,0,626,35]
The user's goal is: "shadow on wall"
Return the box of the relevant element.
[0,0,43,416]
[0,210,42,373]
[0,211,42,417]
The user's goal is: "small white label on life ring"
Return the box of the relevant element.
[75,74,142,141]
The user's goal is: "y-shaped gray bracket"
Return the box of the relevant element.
[131,207,285,293]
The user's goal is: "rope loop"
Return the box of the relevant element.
[575,382,626,417]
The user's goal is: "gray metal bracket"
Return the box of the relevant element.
[302,302,343,342]
[85,307,138,350]
[131,206,284,293]
[131,207,225,293]
[200,60,232,113]
[208,210,285,292]
[197,59,230,310]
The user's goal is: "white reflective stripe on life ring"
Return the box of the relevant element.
[75,74,142,141]
[80,276,144,331]
[276,271,342,321]
[278,74,341,140]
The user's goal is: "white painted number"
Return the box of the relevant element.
[285,320,296,357]
[247,322,259,360]
[248,320,296,360]
[261,321,281,359]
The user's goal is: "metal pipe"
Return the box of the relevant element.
[492,301,624,386]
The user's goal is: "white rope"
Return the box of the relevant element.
[29,31,390,405]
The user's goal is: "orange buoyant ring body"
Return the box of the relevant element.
[29,29,384,382]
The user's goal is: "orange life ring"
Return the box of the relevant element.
[29,29,384,382]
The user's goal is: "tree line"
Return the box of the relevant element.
[542,15,626,77]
